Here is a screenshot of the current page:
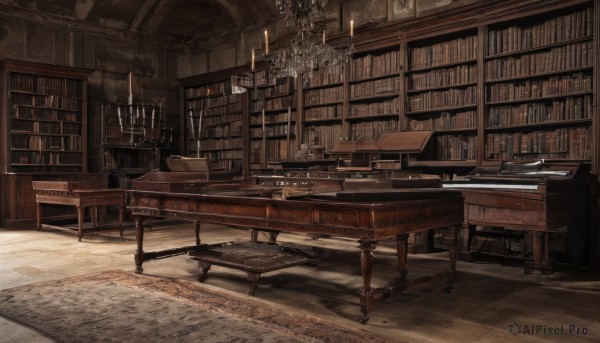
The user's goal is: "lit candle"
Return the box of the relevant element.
[251,49,255,71]
[265,30,269,55]
[323,30,326,44]
[350,20,354,38]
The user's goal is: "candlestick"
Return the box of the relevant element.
[350,20,354,38]
[189,110,195,139]
[265,30,269,55]
[251,49,255,72]
[151,108,155,129]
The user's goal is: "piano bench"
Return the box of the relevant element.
[189,241,317,295]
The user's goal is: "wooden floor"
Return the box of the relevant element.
[1,220,599,343]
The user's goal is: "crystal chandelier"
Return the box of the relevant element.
[266,0,354,82]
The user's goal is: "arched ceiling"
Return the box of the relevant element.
[0,0,280,42]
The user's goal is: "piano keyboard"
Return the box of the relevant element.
[442,183,538,190]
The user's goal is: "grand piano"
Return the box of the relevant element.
[442,160,590,276]
[127,171,463,323]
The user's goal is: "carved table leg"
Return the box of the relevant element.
[527,231,550,283]
[358,239,378,324]
[395,234,409,283]
[77,206,84,242]
[268,231,279,245]
[194,221,201,246]
[118,205,124,238]
[245,271,261,296]
[134,218,145,274]
[250,229,258,243]
[197,261,211,282]
[36,202,42,231]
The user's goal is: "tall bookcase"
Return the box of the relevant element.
[0,59,105,228]
[483,4,593,163]
[182,78,244,173]
[347,46,401,143]
[249,75,296,170]
[301,68,344,154]
[405,31,479,168]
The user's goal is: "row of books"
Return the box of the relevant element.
[251,97,293,112]
[350,119,398,142]
[408,86,477,112]
[11,93,82,111]
[408,64,477,91]
[13,135,81,151]
[188,113,241,128]
[193,150,243,163]
[485,126,591,160]
[487,96,592,127]
[250,81,293,100]
[486,72,592,102]
[407,110,477,131]
[203,121,243,138]
[186,95,241,109]
[304,124,343,150]
[12,151,82,165]
[197,137,243,151]
[350,97,399,117]
[350,76,399,98]
[304,86,343,106]
[485,41,593,81]
[250,111,296,125]
[185,81,232,98]
[11,107,80,122]
[12,121,61,135]
[350,50,400,81]
[424,134,477,161]
[251,124,295,138]
[303,68,344,88]
[409,35,478,70]
[487,7,592,56]
[305,105,342,121]
[10,74,82,98]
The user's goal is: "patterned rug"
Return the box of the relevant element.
[0,270,399,343]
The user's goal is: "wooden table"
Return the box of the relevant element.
[33,181,125,241]
[128,187,464,323]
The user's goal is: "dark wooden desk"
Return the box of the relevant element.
[128,187,463,323]
[33,181,125,241]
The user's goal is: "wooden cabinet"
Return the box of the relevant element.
[88,102,175,174]
[0,59,106,228]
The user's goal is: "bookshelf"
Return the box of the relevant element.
[88,101,175,174]
[301,68,344,156]
[0,58,106,228]
[347,46,401,142]
[183,78,244,173]
[249,75,296,170]
[405,31,479,167]
[484,4,594,162]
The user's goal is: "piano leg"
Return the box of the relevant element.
[77,206,84,242]
[134,218,145,274]
[526,231,552,281]
[445,227,460,293]
[358,239,377,324]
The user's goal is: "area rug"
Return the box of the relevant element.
[0,270,398,343]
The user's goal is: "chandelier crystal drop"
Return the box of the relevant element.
[268,0,353,83]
